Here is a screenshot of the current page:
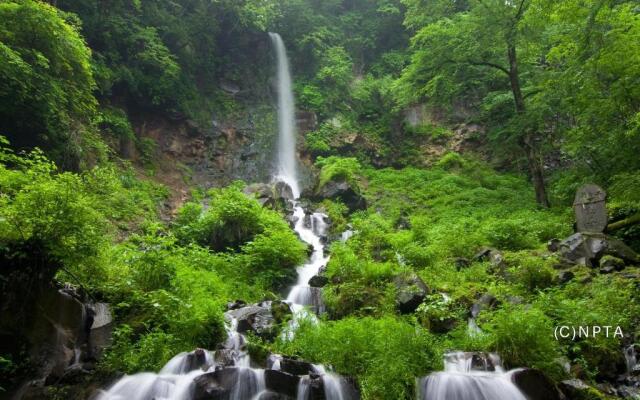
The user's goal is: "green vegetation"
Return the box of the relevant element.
[1,0,640,399]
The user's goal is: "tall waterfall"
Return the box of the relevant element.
[269,32,300,198]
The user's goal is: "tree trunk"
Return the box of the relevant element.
[507,44,550,208]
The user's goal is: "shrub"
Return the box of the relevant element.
[485,305,564,378]
[274,316,442,400]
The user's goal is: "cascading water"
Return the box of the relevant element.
[270,33,352,400]
[96,32,353,400]
[417,352,527,400]
[269,32,299,198]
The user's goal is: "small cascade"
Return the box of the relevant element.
[286,208,329,315]
[294,364,354,400]
[417,352,527,400]
[626,345,637,375]
[95,349,215,400]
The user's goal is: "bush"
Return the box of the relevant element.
[485,305,564,378]
[274,316,441,400]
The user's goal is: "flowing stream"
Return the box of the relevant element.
[417,352,527,400]
[95,32,350,400]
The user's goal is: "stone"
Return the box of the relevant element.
[227,300,247,310]
[270,300,292,323]
[558,270,575,284]
[599,265,616,274]
[511,369,565,400]
[256,391,293,400]
[313,178,366,212]
[470,294,498,318]
[473,247,495,262]
[274,181,294,201]
[548,238,562,252]
[559,233,640,267]
[226,304,277,340]
[393,273,429,314]
[279,357,313,376]
[454,257,471,270]
[573,184,608,233]
[193,368,239,400]
[559,379,603,400]
[265,369,300,398]
[308,275,329,288]
[600,255,626,271]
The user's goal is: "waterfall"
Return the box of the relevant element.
[269,32,299,198]
[96,32,353,400]
[417,352,527,400]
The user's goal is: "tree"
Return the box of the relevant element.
[399,0,551,207]
[0,0,96,169]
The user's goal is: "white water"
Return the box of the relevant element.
[95,350,216,400]
[96,32,350,400]
[418,352,526,400]
[269,32,299,198]
[271,33,351,400]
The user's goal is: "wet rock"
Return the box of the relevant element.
[265,369,300,398]
[226,305,277,340]
[599,265,616,274]
[257,391,293,400]
[548,238,562,252]
[313,178,366,212]
[559,233,640,267]
[455,257,471,270]
[279,357,313,376]
[393,273,429,314]
[244,182,293,210]
[511,369,565,400]
[214,349,236,367]
[275,181,294,202]
[193,368,238,400]
[270,300,292,323]
[558,270,575,284]
[227,300,247,310]
[308,275,329,288]
[559,379,603,400]
[600,255,626,271]
[473,247,505,271]
[471,294,498,318]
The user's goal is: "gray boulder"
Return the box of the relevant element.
[558,379,600,400]
[559,232,640,267]
[313,178,366,212]
[265,369,300,398]
[394,273,429,314]
[511,369,565,400]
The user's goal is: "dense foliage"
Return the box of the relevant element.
[1,0,640,399]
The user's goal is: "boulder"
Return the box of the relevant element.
[471,294,498,319]
[244,182,294,210]
[454,257,471,270]
[558,270,575,284]
[559,233,640,267]
[227,300,247,310]
[548,238,562,252]
[265,369,300,398]
[559,379,604,400]
[511,369,565,400]
[313,178,366,212]
[600,255,625,271]
[393,273,429,314]
[193,368,239,400]
[270,300,292,323]
[308,275,329,288]
[226,304,277,340]
[257,391,294,400]
[279,357,313,376]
